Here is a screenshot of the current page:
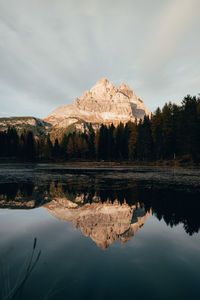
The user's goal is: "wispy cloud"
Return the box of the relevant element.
[0,0,199,117]
[139,0,198,71]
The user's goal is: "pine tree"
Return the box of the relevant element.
[126,121,137,160]
[6,126,19,156]
[66,136,74,158]
[94,130,100,160]
[98,124,108,160]
[151,108,163,160]
[107,124,115,160]
[44,135,53,159]
[53,138,60,159]
[115,123,125,160]
[136,117,153,161]
[181,95,199,160]
[24,130,36,160]
[162,103,174,159]
[87,123,95,159]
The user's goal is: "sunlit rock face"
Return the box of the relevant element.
[44,78,150,128]
[43,196,151,249]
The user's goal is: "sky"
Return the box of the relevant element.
[0,0,199,118]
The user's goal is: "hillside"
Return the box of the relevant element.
[0,116,51,137]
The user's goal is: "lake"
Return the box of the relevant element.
[0,164,200,300]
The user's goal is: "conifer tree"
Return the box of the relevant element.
[126,121,137,160]
[162,103,174,159]
[24,130,36,160]
[87,123,95,159]
[66,136,74,158]
[53,138,60,158]
[151,108,163,160]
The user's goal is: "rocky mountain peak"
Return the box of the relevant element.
[118,82,134,98]
[44,78,150,128]
[96,78,110,85]
[118,82,131,90]
[88,78,117,100]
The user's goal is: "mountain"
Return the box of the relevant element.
[0,79,150,136]
[0,116,51,137]
[44,78,150,128]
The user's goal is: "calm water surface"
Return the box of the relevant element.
[0,164,200,300]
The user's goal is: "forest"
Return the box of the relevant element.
[0,95,200,163]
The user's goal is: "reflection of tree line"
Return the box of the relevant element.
[143,187,200,236]
[0,182,50,208]
[0,179,200,235]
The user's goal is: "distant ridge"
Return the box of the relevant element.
[0,116,51,137]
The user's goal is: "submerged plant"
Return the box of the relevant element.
[1,238,41,300]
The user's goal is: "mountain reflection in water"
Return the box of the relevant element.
[44,199,150,249]
[0,173,200,248]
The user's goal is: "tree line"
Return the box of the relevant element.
[0,95,200,162]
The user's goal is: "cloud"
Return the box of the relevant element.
[0,0,199,117]
[139,0,198,71]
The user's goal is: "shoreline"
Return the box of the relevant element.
[0,159,198,168]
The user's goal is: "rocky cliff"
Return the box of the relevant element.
[45,78,150,128]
